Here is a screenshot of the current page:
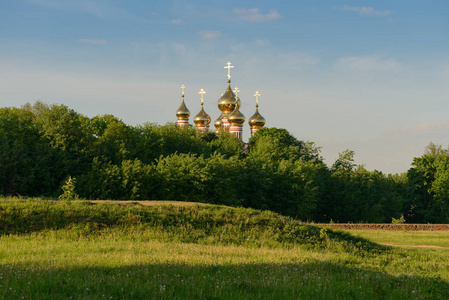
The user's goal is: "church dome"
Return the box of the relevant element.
[194,104,211,127]
[214,113,223,129]
[176,96,190,119]
[249,106,266,128]
[217,80,239,114]
[228,105,245,126]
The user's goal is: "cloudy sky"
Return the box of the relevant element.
[1,0,448,174]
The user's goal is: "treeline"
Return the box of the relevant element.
[1,102,448,223]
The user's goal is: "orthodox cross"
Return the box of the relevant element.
[180,84,186,96]
[199,88,206,104]
[233,87,240,97]
[224,61,234,80]
[253,90,261,105]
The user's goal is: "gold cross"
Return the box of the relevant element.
[199,88,206,104]
[180,84,186,96]
[253,90,261,105]
[233,87,240,97]
[224,61,234,80]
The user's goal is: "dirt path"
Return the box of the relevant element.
[90,200,211,206]
[378,242,448,249]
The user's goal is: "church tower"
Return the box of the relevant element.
[217,61,239,132]
[193,88,211,132]
[176,84,190,127]
[228,102,245,140]
[248,91,266,136]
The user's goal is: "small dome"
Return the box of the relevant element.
[217,80,239,114]
[194,104,211,127]
[249,106,266,128]
[228,105,245,126]
[176,96,190,119]
[214,113,223,129]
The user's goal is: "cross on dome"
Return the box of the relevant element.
[180,84,186,96]
[224,61,234,80]
[233,87,240,97]
[253,90,261,105]
[198,88,206,104]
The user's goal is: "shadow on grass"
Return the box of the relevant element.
[1,261,447,300]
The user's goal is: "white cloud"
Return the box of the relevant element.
[78,39,106,45]
[233,8,282,22]
[335,56,399,72]
[171,19,183,24]
[198,30,222,39]
[340,5,392,17]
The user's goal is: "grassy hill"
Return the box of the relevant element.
[1,198,383,252]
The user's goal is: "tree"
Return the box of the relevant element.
[90,114,137,164]
[32,103,93,155]
[0,106,60,196]
[324,150,404,223]
[207,131,244,158]
[407,143,449,223]
[429,155,449,223]
[248,127,323,163]
[243,128,327,219]
[331,150,356,172]
[135,123,213,163]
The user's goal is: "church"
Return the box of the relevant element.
[175,61,266,140]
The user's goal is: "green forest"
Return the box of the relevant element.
[1,101,449,223]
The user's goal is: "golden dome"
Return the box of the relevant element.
[194,103,211,127]
[176,95,190,120]
[214,113,223,129]
[249,106,266,128]
[228,105,245,126]
[235,97,241,109]
[217,80,239,114]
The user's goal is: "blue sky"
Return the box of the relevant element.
[1,0,448,173]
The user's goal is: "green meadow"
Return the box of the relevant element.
[1,199,449,299]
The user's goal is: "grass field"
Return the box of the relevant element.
[1,199,449,299]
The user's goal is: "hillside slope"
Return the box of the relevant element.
[0,198,383,253]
